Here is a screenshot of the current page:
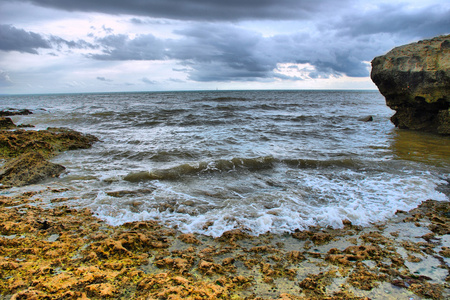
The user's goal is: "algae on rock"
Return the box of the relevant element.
[0,152,66,187]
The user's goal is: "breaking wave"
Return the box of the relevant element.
[123,156,373,182]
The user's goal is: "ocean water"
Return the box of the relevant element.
[1,90,449,237]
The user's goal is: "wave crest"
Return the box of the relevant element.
[124,156,276,181]
[123,156,369,182]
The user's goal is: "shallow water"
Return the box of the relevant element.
[1,90,448,236]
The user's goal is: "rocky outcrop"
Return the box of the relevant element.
[0,127,98,187]
[0,152,65,187]
[0,127,98,159]
[371,35,450,134]
[0,109,33,117]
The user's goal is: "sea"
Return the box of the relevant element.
[1,90,449,237]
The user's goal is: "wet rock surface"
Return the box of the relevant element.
[1,191,449,299]
[0,126,98,187]
[0,127,98,159]
[371,34,450,134]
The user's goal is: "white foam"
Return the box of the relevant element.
[90,169,448,237]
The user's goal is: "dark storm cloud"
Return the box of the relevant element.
[169,25,275,81]
[0,24,50,54]
[90,24,376,81]
[14,0,348,21]
[90,25,278,81]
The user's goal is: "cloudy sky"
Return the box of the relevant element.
[0,0,449,94]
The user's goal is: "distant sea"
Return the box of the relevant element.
[1,90,448,237]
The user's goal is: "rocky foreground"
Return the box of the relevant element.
[371,35,450,134]
[1,191,449,299]
[0,112,449,299]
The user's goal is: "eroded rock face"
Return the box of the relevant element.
[371,35,450,134]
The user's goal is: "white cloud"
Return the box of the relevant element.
[0,70,14,87]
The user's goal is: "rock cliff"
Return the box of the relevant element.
[371,35,450,134]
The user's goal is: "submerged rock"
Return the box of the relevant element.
[359,115,373,122]
[371,35,450,134]
[0,152,65,187]
[0,109,33,117]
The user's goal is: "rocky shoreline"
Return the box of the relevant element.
[0,112,449,299]
[1,190,449,299]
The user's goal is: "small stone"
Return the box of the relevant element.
[178,233,202,245]
[47,234,60,242]
[359,116,373,122]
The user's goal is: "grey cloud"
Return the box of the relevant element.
[170,25,275,80]
[273,73,304,81]
[91,23,376,81]
[0,24,96,55]
[91,34,166,60]
[310,52,371,77]
[0,24,50,54]
[130,18,143,25]
[88,24,374,81]
[185,62,273,82]
[102,25,113,34]
[142,77,156,84]
[168,78,184,83]
[49,36,96,49]
[15,0,350,21]
[97,76,112,82]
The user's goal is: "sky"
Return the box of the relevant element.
[0,0,449,94]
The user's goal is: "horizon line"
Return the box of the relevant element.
[0,88,380,97]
